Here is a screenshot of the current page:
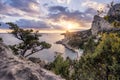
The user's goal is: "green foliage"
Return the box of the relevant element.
[83,36,97,54]
[6,22,51,57]
[45,55,71,79]
[46,33,120,80]
[104,15,120,26]
[104,15,116,23]
[111,21,120,28]
[73,33,120,80]
[68,37,84,49]
[0,37,3,42]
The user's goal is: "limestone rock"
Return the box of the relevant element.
[108,3,120,16]
[91,15,112,35]
[0,42,64,80]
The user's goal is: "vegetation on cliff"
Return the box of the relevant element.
[45,3,120,80]
[46,32,120,80]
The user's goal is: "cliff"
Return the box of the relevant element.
[91,15,113,35]
[107,3,120,16]
[59,3,120,51]
[0,42,64,80]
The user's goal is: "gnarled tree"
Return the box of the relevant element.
[6,23,51,57]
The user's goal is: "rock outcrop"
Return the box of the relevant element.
[0,42,64,80]
[91,3,120,35]
[107,3,120,16]
[57,3,120,51]
[91,15,113,35]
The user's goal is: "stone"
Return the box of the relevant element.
[108,3,120,16]
[0,42,64,80]
[91,15,112,35]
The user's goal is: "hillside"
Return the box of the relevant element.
[60,3,120,50]
[47,3,120,80]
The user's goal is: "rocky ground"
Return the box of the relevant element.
[0,42,64,80]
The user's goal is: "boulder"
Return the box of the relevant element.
[0,42,64,80]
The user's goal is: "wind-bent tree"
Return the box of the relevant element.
[6,23,51,57]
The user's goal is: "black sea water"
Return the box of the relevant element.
[0,33,77,62]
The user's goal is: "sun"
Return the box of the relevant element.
[67,24,73,30]
[47,19,81,31]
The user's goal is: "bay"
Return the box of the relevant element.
[0,33,77,62]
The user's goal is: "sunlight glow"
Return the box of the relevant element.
[47,19,81,31]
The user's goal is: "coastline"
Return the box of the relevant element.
[56,39,77,53]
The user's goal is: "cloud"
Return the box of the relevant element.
[0,22,10,29]
[0,0,98,30]
[56,0,71,4]
[15,19,50,29]
[0,0,42,21]
[47,6,96,29]
[0,19,65,30]
[48,6,67,13]
[9,0,40,14]
[81,0,106,10]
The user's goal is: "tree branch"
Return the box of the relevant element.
[24,47,44,58]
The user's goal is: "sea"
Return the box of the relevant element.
[0,33,78,62]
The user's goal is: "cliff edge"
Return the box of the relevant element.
[0,42,64,80]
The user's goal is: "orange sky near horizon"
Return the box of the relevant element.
[0,28,89,33]
[0,29,66,33]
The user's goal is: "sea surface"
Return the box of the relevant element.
[0,33,77,62]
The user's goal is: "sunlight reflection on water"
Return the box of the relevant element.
[0,33,77,62]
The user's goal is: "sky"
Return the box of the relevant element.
[0,0,120,32]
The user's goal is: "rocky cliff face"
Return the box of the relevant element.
[91,3,120,36]
[108,3,120,16]
[58,3,120,50]
[0,42,64,80]
[91,15,113,35]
